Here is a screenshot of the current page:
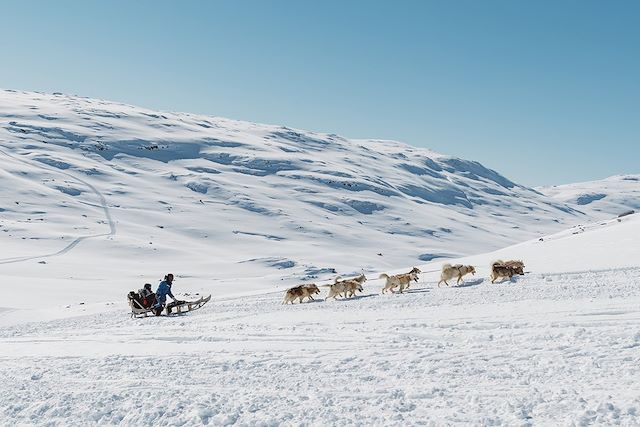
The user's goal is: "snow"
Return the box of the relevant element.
[1,215,639,425]
[0,89,639,425]
[0,89,588,312]
[540,174,640,219]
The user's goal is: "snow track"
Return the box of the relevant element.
[1,269,639,426]
[0,145,116,264]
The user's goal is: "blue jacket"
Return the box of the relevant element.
[156,280,175,302]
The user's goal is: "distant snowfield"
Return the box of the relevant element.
[540,174,640,219]
[1,89,639,425]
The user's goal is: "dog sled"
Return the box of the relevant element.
[128,293,211,318]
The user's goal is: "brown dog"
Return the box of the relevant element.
[283,284,321,304]
[490,260,525,283]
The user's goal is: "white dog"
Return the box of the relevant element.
[438,263,476,287]
[380,267,421,294]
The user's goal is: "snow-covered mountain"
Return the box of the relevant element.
[0,89,587,302]
[1,89,639,426]
[540,174,640,219]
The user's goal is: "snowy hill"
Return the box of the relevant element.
[1,89,639,426]
[0,89,586,306]
[1,210,638,425]
[540,174,640,219]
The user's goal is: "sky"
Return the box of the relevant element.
[0,0,638,186]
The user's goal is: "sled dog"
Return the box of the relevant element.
[343,280,365,298]
[503,260,524,269]
[490,260,525,283]
[283,284,321,304]
[323,274,367,300]
[380,267,421,294]
[438,264,476,287]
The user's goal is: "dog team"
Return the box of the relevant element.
[283,260,525,304]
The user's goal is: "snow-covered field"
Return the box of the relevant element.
[1,89,639,426]
[1,214,639,426]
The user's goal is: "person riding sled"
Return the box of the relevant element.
[138,283,156,308]
[128,272,210,317]
[153,273,177,315]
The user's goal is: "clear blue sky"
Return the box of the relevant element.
[1,0,638,186]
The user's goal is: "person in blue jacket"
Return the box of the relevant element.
[153,273,176,315]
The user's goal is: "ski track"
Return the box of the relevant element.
[0,145,116,264]
[1,269,639,426]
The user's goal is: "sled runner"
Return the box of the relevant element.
[165,295,211,315]
[128,293,211,318]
